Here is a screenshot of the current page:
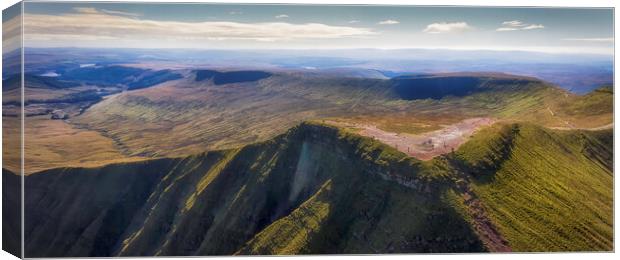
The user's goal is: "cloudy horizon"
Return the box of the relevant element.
[3,3,614,55]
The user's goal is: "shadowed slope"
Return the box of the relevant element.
[390,73,540,100]
[18,122,483,257]
[194,69,272,85]
[13,120,613,256]
[2,74,79,92]
[2,169,21,257]
[59,65,182,89]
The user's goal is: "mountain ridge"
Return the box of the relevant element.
[8,122,477,257]
[4,120,613,256]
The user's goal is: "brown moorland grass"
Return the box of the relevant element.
[14,72,613,173]
[3,116,146,174]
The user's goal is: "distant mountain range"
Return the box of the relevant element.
[8,48,613,94]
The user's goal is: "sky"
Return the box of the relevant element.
[3,2,614,55]
[2,2,21,54]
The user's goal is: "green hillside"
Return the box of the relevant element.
[9,119,613,256]
[72,72,580,161]
[16,122,482,257]
[453,123,613,251]
[562,85,613,116]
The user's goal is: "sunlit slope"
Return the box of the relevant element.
[552,86,613,128]
[72,71,606,160]
[453,123,613,251]
[18,122,483,257]
[11,118,613,256]
[73,72,397,157]
[235,124,478,255]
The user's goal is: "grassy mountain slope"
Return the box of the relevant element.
[72,71,591,162]
[552,85,613,128]
[22,158,178,257]
[2,169,21,257]
[562,86,613,116]
[72,72,397,157]
[12,119,613,256]
[453,123,613,251]
[17,122,483,257]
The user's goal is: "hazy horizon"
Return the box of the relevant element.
[2,3,614,55]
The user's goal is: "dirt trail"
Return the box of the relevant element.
[333,117,495,161]
[550,122,613,131]
[546,107,613,131]
[454,169,512,252]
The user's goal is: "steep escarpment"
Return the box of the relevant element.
[194,69,272,85]
[59,65,182,89]
[235,123,481,255]
[17,122,483,257]
[390,73,544,100]
[3,74,79,92]
[452,123,613,252]
[22,158,179,257]
[10,120,613,256]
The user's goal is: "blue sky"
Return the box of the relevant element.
[12,2,614,54]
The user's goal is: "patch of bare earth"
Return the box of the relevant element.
[345,117,495,161]
[329,117,512,251]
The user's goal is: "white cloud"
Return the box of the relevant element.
[275,14,289,19]
[75,7,141,17]
[378,20,400,25]
[101,9,141,17]
[563,37,613,42]
[496,27,519,32]
[73,7,99,14]
[522,24,544,30]
[229,11,243,15]
[423,22,472,34]
[348,20,360,24]
[497,20,544,31]
[502,20,525,27]
[21,8,376,46]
